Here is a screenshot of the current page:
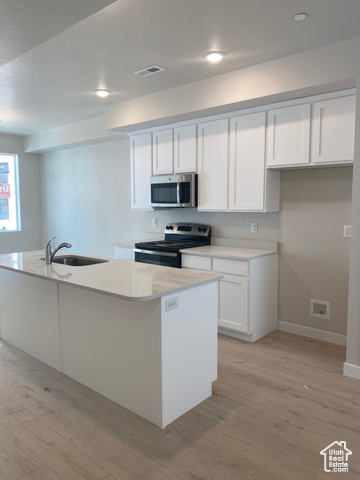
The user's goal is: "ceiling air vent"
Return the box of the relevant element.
[134,65,164,77]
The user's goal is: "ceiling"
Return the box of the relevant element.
[1,0,360,136]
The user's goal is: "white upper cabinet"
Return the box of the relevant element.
[197,119,229,211]
[152,128,173,175]
[229,112,266,211]
[129,90,355,212]
[130,133,152,211]
[267,104,311,167]
[311,95,356,165]
[174,124,197,173]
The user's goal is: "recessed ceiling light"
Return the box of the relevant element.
[293,13,308,21]
[203,51,226,63]
[96,89,110,98]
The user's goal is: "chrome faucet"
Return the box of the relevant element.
[45,236,72,264]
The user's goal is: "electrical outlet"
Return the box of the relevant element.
[165,297,178,312]
[152,218,157,228]
[344,225,351,238]
[250,222,258,234]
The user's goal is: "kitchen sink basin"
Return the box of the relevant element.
[40,255,109,266]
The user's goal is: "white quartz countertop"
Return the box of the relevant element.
[0,250,221,301]
[180,245,277,260]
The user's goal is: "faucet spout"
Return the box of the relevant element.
[45,236,72,264]
[51,242,72,259]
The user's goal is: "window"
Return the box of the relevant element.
[0,154,21,232]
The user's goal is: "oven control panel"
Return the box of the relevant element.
[164,223,211,237]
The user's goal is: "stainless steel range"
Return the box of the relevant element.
[134,223,211,268]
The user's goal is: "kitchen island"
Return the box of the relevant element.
[0,251,220,428]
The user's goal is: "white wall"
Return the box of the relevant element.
[41,139,147,257]
[346,89,360,367]
[0,134,42,254]
[279,167,352,336]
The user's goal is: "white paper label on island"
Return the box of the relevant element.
[165,297,178,312]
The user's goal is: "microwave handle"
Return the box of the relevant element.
[176,182,180,204]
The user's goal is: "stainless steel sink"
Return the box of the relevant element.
[40,255,108,266]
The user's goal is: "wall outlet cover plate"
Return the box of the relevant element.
[165,297,178,312]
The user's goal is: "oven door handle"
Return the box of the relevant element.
[134,248,178,257]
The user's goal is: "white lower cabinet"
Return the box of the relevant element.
[219,274,248,333]
[182,251,278,342]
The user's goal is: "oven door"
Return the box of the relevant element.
[134,249,181,268]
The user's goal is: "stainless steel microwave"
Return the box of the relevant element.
[150,173,197,208]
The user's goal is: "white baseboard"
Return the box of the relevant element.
[277,321,347,346]
[218,327,253,343]
[343,362,360,380]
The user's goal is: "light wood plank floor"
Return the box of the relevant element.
[0,331,359,480]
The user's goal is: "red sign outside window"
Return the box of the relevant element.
[0,184,10,199]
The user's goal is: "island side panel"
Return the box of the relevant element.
[161,281,218,428]
[58,284,163,427]
[0,269,59,369]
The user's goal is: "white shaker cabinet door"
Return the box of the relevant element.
[218,274,249,333]
[152,129,173,175]
[197,118,228,211]
[229,112,266,211]
[311,95,355,164]
[130,133,153,210]
[174,124,197,173]
[267,103,311,167]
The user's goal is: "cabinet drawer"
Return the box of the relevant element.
[212,258,248,276]
[182,255,211,271]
